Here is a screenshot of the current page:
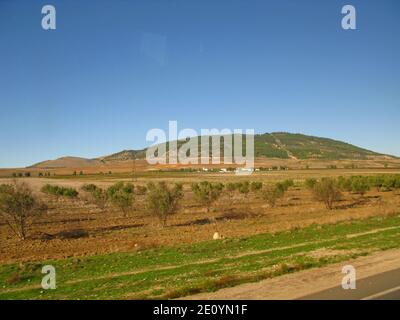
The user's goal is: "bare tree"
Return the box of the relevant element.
[0,181,47,240]
[312,178,342,210]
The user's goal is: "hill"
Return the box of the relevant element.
[98,149,146,162]
[29,132,395,168]
[143,132,390,160]
[254,132,385,160]
[29,157,102,169]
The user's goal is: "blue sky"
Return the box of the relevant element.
[0,0,399,168]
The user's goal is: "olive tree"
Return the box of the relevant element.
[312,178,342,210]
[261,184,285,208]
[81,184,108,211]
[0,181,47,240]
[107,182,134,216]
[191,181,224,212]
[146,182,183,227]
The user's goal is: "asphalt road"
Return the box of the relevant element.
[299,267,400,300]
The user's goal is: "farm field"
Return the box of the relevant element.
[1,214,400,299]
[1,166,400,299]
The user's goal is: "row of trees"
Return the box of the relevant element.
[304,175,400,210]
[81,182,183,226]
[2,174,399,240]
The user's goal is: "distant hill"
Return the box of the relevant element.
[253,132,386,160]
[29,132,395,168]
[98,149,146,162]
[29,156,102,169]
[142,132,391,160]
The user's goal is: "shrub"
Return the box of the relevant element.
[350,177,370,196]
[146,182,183,227]
[0,181,47,240]
[261,184,285,207]
[275,179,293,193]
[337,176,352,192]
[107,182,135,216]
[63,188,79,197]
[107,181,135,195]
[91,188,108,210]
[312,178,342,210]
[135,185,147,195]
[250,182,263,192]
[224,183,237,204]
[304,178,317,190]
[382,175,397,191]
[81,184,98,193]
[238,181,250,195]
[41,184,79,198]
[282,179,294,189]
[191,181,224,212]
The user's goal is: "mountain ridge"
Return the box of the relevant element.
[29,132,397,168]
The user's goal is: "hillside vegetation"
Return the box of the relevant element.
[29,132,393,169]
[107,132,388,161]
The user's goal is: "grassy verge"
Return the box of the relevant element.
[1,214,400,299]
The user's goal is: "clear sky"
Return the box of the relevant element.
[0,0,399,168]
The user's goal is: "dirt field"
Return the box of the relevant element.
[1,157,400,178]
[1,167,400,264]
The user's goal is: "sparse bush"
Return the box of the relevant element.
[41,184,79,198]
[107,182,134,216]
[91,187,108,210]
[337,176,352,192]
[350,177,370,196]
[135,185,147,195]
[261,184,285,207]
[63,188,79,197]
[224,183,237,204]
[191,181,224,212]
[304,178,317,190]
[312,178,342,210]
[81,184,98,193]
[276,179,294,193]
[382,175,397,191]
[238,181,250,195]
[80,184,108,210]
[226,183,236,192]
[250,181,263,192]
[146,182,183,227]
[0,181,47,240]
